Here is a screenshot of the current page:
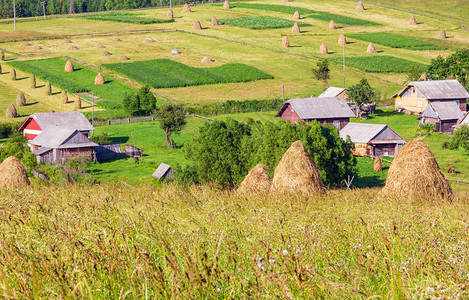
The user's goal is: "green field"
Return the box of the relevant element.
[348,32,439,50]
[308,11,380,27]
[218,16,312,29]
[81,12,174,24]
[227,3,315,15]
[331,55,428,73]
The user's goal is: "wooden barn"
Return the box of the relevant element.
[318,87,348,100]
[420,101,465,133]
[152,163,173,180]
[339,123,406,157]
[30,127,98,164]
[393,79,469,114]
[19,111,94,141]
[276,97,355,129]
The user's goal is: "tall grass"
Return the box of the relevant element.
[348,32,439,50]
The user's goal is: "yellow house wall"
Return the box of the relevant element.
[394,91,429,113]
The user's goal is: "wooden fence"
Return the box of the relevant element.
[94,116,155,126]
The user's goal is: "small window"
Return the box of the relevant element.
[455,100,460,107]
[333,120,340,129]
[396,99,402,105]
[418,100,422,107]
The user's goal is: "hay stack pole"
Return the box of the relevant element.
[366,42,377,53]
[182,3,191,13]
[0,156,30,187]
[355,0,365,11]
[438,29,446,39]
[408,15,417,25]
[319,42,328,54]
[223,0,230,9]
[16,93,26,107]
[271,140,325,194]
[293,11,300,20]
[238,164,272,194]
[282,36,290,48]
[193,21,202,30]
[167,8,173,19]
[374,157,382,172]
[6,104,17,118]
[338,33,347,45]
[292,22,300,33]
[329,20,337,29]
[61,91,68,104]
[75,96,82,110]
[380,139,454,201]
[211,16,219,26]
[65,60,74,72]
[95,73,105,85]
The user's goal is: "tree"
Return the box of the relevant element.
[406,65,425,82]
[427,50,469,89]
[313,59,330,87]
[68,0,76,14]
[156,103,186,149]
[443,124,469,152]
[348,78,378,116]
[0,132,37,172]
[122,85,156,116]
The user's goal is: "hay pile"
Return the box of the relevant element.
[338,33,347,45]
[6,104,17,118]
[45,82,51,96]
[68,45,78,50]
[63,39,73,44]
[10,68,16,80]
[119,55,130,60]
[75,96,82,110]
[293,11,300,20]
[21,42,31,47]
[270,140,325,194]
[201,56,214,63]
[329,20,337,29]
[101,51,112,56]
[238,164,271,194]
[16,93,26,107]
[355,0,365,11]
[65,60,74,72]
[420,73,427,81]
[61,91,68,104]
[211,16,219,26]
[32,45,42,50]
[95,73,105,85]
[282,36,290,48]
[438,29,446,39]
[193,21,202,30]
[366,42,376,53]
[319,42,328,54]
[292,22,300,33]
[97,44,106,48]
[380,139,454,201]
[113,37,122,42]
[182,3,191,13]
[374,157,382,172]
[167,8,174,19]
[0,156,30,187]
[409,15,417,25]
[30,74,36,88]
[223,0,230,9]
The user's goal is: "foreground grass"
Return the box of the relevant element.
[0,184,468,298]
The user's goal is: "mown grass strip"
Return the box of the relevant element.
[81,12,174,24]
[218,16,311,30]
[348,32,438,50]
[103,59,273,89]
[330,55,428,73]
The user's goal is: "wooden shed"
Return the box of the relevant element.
[152,163,173,180]
[318,87,348,100]
[420,101,465,133]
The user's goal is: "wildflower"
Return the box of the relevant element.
[282,250,288,256]
[269,259,276,264]
[296,249,301,255]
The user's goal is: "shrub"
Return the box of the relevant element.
[90,132,111,144]
[417,122,435,133]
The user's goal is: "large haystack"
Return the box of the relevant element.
[65,60,74,72]
[0,156,30,187]
[238,164,271,194]
[282,36,290,48]
[293,11,300,20]
[381,139,453,201]
[211,16,219,26]
[319,42,328,54]
[292,22,300,33]
[201,56,214,63]
[374,157,382,172]
[329,20,337,29]
[366,42,376,53]
[338,33,347,45]
[223,0,230,9]
[101,51,112,56]
[119,55,130,60]
[193,21,202,30]
[6,104,17,118]
[95,73,105,85]
[61,91,68,104]
[409,15,417,25]
[438,29,446,39]
[16,93,26,107]
[75,96,82,110]
[355,0,365,11]
[182,3,191,13]
[271,140,325,194]
[167,8,174,19]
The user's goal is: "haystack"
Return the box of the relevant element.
[65,60,74,72]
[97,44,106,48]
[223,0,230,9]
[21,42,31,47]
[6,104,17,118]
[10,68,16,80]
[167,8,174,19]
[329,20,337,29]
[374,157,382,172]
[101,51,112,56]
[293,11,300,20]
[238,164,272,194]
[438,29,446,39]
[32,45,42,50]
[211,16,219,26]
[366,42,376,53]
[113,37,121,42]
[319,42,328,54]
[409,15,417,25]
[420,73,427,81]
[380,139,453,201]
[30,74,36,88]
[0,156,30,187]
[45,82,51,95]
[338,33,347,45]
[270,140,325,194]
[68,45,78,50]
[119,55,130,60]
[16,93,26,107]
[182,3,191,13]
[61,91,68,104]
[0,64,2,74]
[193,21,202,30]
[63,39,73,44]
[201,56,214,63]
[292,22,300,33]
[75,96,82,110]
[95,73,105,85]
[355,0,365,11]
[282,36,290,48]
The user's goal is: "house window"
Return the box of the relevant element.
[396,99,402,105]
[333,120,340,129]
[455,100,460,107]
[418,100,422,107]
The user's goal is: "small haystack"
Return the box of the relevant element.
[355,0,365,11]
[10,68,16,80]
[95,73,105,85]
[408,15,417,25]
[0,156,30,187]
[292,22,300,33]
[75,96,82,110]
[201,56,214,63]
[338,33,347,45]
[21,42,31,47]
[65,60,74,72]
[30,74,36,88]
[438,29,446,39]
[144,37,154,43]
[211,16,219,26]
[193,21,202,30]
[32,45,42,50]
[112,37,122,42]
[182,3,191,13]
[16,93,26,107]
[380,139,454,201]
[97,44,106,48]
[101,51,112,56]
[61,91,68,104]
[68,45,78,50]
[329,20,337,29]
[63,39,73,44]
[167,8,174,19]
[223,0,230,9]
[238,164,272,194]
[270,140,325,194]
[119,55,130,60]
[420,73,427,81]
[45,82,51,96]
[293,11,300,20]
[374,157,382,172]
[366,42,376,53]
[6,104,17,118]
[319,42,328,54]
[282,36,290,48]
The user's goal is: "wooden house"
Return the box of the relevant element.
[420,101,465,133]
[393,79,469,113]
[318,87,348,100]
[276,97,355,130]
[19,111,94,141]
[339,123,406,157]
[152,163,173,180]
[30,127,98,163]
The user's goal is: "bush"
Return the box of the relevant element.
[68,155,90,173]
[443,125,469,151]
[90,132,111,144]
[417,122,435,133]
[0,122,17,138]
[0,132,37,172]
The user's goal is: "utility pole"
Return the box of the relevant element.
[13,0,16,30]
[92,91,94,129]
[342,43,346,89]
[282,85,285,102]
[41,1,46,20]
[170,0,172,10]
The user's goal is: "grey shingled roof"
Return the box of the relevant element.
[422,101,465,120]
[411,79,469,100]
[340,123,387,143]
[32,111,94,131]
[33,147,52,155]
[318,87,346,98]
[458,113,469,127]
[152,163,172,180]
[276,97,355,119]
[30,127,97,149]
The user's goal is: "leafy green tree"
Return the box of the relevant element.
[0,132,37,172]
[313,59,330,87]
[406,65,425,82]
[348,78,378,116]
[443,125,469,151]
[427,55,448,80]
[122,85,156,116]
[156,103,186,149]
[427,50,469,89]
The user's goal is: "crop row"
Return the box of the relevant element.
[218,16,311,30]
[331,55,427,73]
[81,12,173,24]
[348,32,439,50]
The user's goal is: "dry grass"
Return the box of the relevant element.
[0,156,30,187]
